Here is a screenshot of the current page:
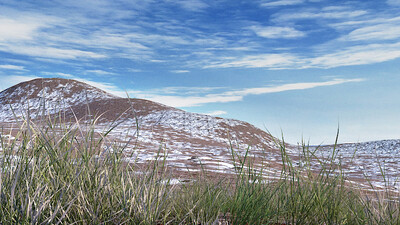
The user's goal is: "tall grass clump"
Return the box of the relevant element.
[218,133,400,224]
[0,111,399,224]
[0,113,176,224]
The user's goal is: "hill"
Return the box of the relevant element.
[1,78,399,188]
[0,78,280,175]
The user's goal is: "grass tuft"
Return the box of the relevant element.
[0,113,399,224]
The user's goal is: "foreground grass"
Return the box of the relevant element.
[0,116,399,224]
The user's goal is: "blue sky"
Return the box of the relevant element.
[0,0,400,144]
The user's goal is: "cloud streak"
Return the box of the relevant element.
[171,70,190,73]
[0,64,26,71]
[273,7,367,22]
[204,53,301,69]
[204,40,400,69]
[130,78,364,107]
[251,26,306,39]
[173,0,208,11]
[261,0,304,7]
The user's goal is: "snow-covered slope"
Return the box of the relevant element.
[1,78,398,190]
[0,78,116,121]
[0,78,279,175]
[312,140,400,189]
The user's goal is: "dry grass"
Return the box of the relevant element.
[0,114,399,224]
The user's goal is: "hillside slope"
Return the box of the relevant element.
[0,78,280,175]
[0,78,399,189]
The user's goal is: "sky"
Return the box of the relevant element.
[0,0,400,145]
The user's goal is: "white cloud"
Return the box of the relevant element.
[85,70,115,75]
[0,64,26,71]
[170,70,190,73]
[206,110,227,116]
[261,0,304,7]
[129,78,364,107]
[204,40,400,69]
[224,79,364,96]
[204,53,301,69]
[274,9,367,22]
[150,86,223,94]
[0,1,398,73]
[0,17,46,42]
[0,14,104,60]
[251,26,305,39]
[310,43,400,68]
[53,32,150,54]
[174,0,208,11]
[345,24,400,41]
[329,16,400,30]
[0,11,149,61]
[128,69,144,73]
[0,44,105,60]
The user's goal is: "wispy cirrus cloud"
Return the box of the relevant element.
[309,42,400,68]
[0,13,106,60]
[2,45,106,60]
[130,78,364,107]
[205,41,400,69]
[0,64,26,71]
[261,0,305,7]
[204,53,301,69]
[171,70,190,73]
[204,8,400,70]
[85,69,116,75]
[172,0,208,11]
[223,79,363,96]
[139,86,224,95]
[0,5,168,62]
[251,26,306,39]
[341,21,400,41]
[1,0,399,74]
[0,4,228,66]
[273,7,367,22]
[309,13,400,68]
[0,17,45,42]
